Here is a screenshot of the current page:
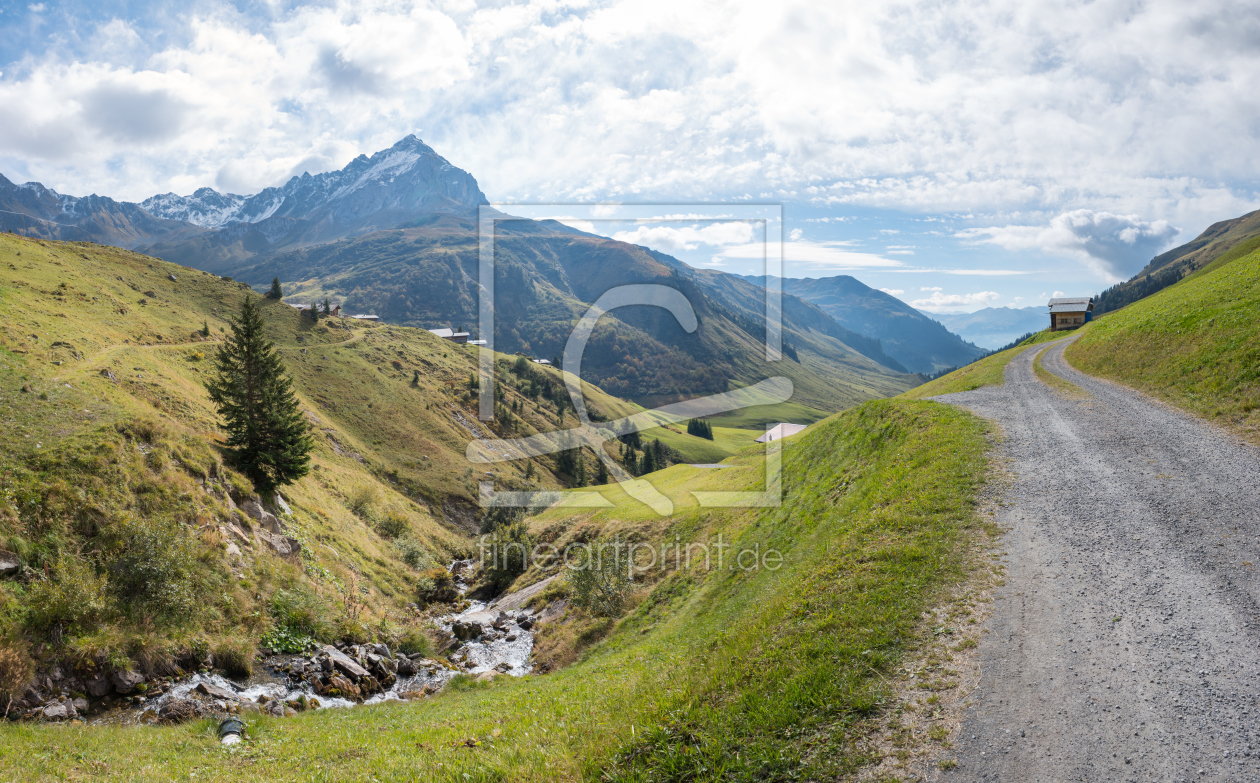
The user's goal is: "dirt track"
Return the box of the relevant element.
[934,337,1260,782]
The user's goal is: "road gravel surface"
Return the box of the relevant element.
[934,336,1260,783]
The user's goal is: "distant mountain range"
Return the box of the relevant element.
[1095,208,1260,315]
[926,306,1050,350]
[741,275,986,373]
[0,137,919,410]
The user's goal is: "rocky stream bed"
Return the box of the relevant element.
[6,564,560,727]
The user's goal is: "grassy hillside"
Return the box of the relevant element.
[0,232,711,679]
[900,330,1069,399]
[1095,208,1260,315]
[0,398,995,781]
[1068,247,1260,441]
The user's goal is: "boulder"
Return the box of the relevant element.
[452,620,482,641]
[225,541,242,558]
[493,662,512,673]
[517,617,535,631]
[320,645,369,679]
[222,523,252,546]
[98,368,117,382]
[240,499,283,534]
[271,493,293,516]
[193,682,239,701]
[396,658,417,677]
[492,612,511,630]
[23,687,44,707]
[0,551,20,577]
[42,703,69,720]
[111,670,146,695]
[85,674,112,698]
[72,698,88,713]
[168,274,177,282]
[257,530,300,558]
[475,671,498,683]
[158,699,201,724]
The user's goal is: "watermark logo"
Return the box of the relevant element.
[468,204,788,516]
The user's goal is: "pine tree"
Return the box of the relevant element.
[412,370,420,386]
[322,298,332,316]
[201,319,210,337]
[640,448,656,475]
[595,457,608,485]
[575,452,587,487]
[206,296,313,492]
[267,277,283,300]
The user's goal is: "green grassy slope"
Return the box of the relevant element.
[900,330,1070,399]
[0,398,994,782]
[1068,247,1260,441]
[0,232,649,673]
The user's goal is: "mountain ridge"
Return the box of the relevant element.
[740,274,986,373]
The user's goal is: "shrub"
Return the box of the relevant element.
[0,639,34,710]
[100,515,199,625]
[479,505,524,535]
[24,557,112,639]
[395,538,435,570]
[567,539,633,617]
[187,351,205,362]
[347,484,380,516]
[268,587,335,641]
[417,566,458,604]
[373,511,409,540]
[260,626,315,654]
[481,522,532,590]
[395,626,434,657]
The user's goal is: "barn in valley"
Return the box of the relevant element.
[1048,297,1095,331]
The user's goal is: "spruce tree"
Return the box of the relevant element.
[206,296,313,492]
[268,277,283,299]
[201,319,210,337]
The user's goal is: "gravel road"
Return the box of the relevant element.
[934,336,1260,783]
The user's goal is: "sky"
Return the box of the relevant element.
[2,0,1259,312]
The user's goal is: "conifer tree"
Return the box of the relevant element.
[201,319,210,337]
[206,296,313,492]
[596,456,608,485]
[267,277,283,299]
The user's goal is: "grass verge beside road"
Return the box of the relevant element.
[1033,345,1090,399]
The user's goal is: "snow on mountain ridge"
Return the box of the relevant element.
[140,135,485,230]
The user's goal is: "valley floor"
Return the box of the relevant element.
[934,337,1260,781]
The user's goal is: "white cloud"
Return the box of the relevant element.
[789,228,803,241]
[957,209,1179,283]
[879,287,905,295]
[911,290,1002,311]
[920,286,942,292]
[1053,290,1066,298]
[719,240,905,269]
[0,0,1257,244]
[611,222,755,252]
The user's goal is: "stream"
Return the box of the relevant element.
[85,561,539,726]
